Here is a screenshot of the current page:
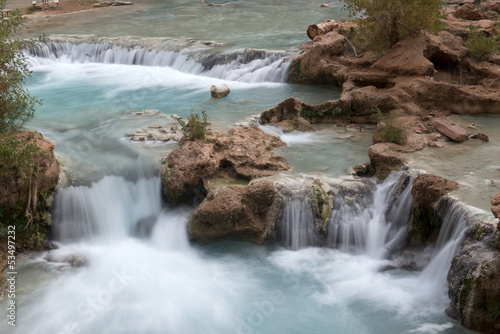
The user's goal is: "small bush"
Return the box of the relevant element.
[178,111,210,141]
[0,133,43,181]
[371,106,406,145]
[465,25,500,61]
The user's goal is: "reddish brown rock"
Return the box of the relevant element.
[188,181,282,244]
[453,3,489,21]
[470,132,489,142]
[433,119,469,142]
[306,19,356,40]
[406,174,459,246]
[161,126,290,205]
[491,193,500,219]
[367,143,407,180]
[259,97,316,132]
[0,131,59,219]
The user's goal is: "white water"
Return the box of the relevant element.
[27,41,291,83]
[279,199,320,250]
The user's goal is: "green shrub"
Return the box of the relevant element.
[465,25,500,61]
[178,111,210,141]
[371,106,406,145]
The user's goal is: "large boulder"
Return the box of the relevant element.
[491,193,500,220]
[161,126,290,205]
[405,174,459,246]
[447,220,500,334]
[188,181,282,244]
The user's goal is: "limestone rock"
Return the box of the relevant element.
[188,181,282,244]
[470,132,489,142]
[405,174,459,246]
[367,143,406,180]
[433,119,469,142]
[210,83,230,98]
[161,126,290,205]
[453,3,489,21]
[446,220,500,334]
[259,97,316,132]
[306,19,355,40]
[491,193,500,219]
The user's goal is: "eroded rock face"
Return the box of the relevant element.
[367,143,406,180]
[161,126,290,205]
[0,131,59,219]
[405,174,459,246]
[188,181,282,244]
[447,220,500,334]
[491,193,500,219]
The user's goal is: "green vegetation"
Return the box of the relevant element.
[343,0,443,52]
[465,25,500,61]
[178,110,210,141]
[371,106,406,145]
[300,105,353,122]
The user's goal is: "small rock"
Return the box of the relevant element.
[147,124,163,129]
[171,125,179,132]
[157,134,172,142]
[171,114,181,120]
[131,136,146,142]
[320,3,330,7]
[467,123,476,129]
[171,132,184,142]
[210,83,230,98]
[470,133,489,142]
[143,109,158,115]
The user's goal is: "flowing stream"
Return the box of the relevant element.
[0,1,483,333]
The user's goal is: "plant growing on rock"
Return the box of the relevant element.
[343,0,443,52]
[371,106,406,145]
[178,110,210,141]
[465,25,500,61]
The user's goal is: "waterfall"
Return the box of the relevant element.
[280,199,320,250]
[327,172,414,258]
[52,169,162,242]
[418,199,469,295]
[26,41,291,83]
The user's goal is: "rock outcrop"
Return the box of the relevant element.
[453,3,489,21]
[367,143,407,180]
[446,218,500,334]
[161,126,290,205]
[0,131,59,221]
[405,174,459,246]
[188,181,282,244]
[259,97,317,132]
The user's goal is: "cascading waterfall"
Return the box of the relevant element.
[326,172,414,258]
[52,162,162,242]
[280,199,320,250]
[26,41,291,83]
[418,199,469,296]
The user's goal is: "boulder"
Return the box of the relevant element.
[306,19,356,40]
[447,220,500,334]
[161,126,290,205]
[188,181,282,244]
[259,97,316,132]
[367,143,407,180]
[492,193,500,219]
[405,174,459,246]
[433,119,469,142]
[372,36,436,76]
[210,83,230,98]
[453,3,489,21]
[481,1,500,13]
